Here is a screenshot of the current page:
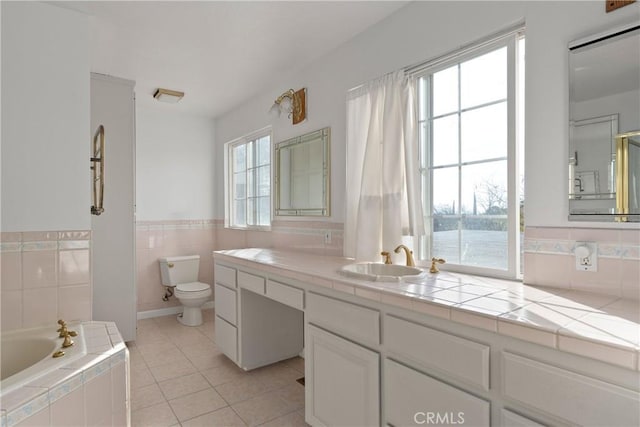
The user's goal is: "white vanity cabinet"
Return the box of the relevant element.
[213,254,640,427]
[306,324,380,427]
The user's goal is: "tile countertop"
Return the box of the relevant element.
[214,248,640,371]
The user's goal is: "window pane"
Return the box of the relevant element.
[234,200,246,226]
[461,218,508,270]
[461,160,507,216]
[247,140,255,169]
[258,196,270,226]
[461,102,507,163]
[433,226,459,265]
[247,198,255,226]
[461,47,506,109]
[433,66,458,117]
[432,115,459,167]
[233,144,246,172]
[257,165,270,197]
[234,172,246,199]
[247,169,254,198]
[256,136,270,166]
[432,166,459,215]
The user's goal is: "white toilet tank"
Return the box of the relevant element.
[159,255,200,286]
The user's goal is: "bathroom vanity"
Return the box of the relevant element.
[213,248,639,427]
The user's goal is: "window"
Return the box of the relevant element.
[226,129,272,229]
[416,31,525,278]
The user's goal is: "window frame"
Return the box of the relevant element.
[414,30,525,280]
[224,127,273,230]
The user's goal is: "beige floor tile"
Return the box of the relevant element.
[168,388,228,422]
[143,347,188,368]
[274,384,305,410]
[180,340,220,359]
[158,372,212,401]
[131,383,166,411]
[202,363,249,387]
[131,401,178,427]
[232,392,297,426]
[187,352,231,371]
[149,358,198,382]
[136,340,178,358]
[282,357,305,374]
[181,406,247,427]
[214,375,272,405]
[259,411,309,427]
[252,364,302,390]
[131,364,156,390]
[135,329,170,345]
[128,347,146,367]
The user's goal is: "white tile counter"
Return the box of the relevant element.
[214,248,640,370]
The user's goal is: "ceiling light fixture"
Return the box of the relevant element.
[153,88,184,103]
[270,88,306,125]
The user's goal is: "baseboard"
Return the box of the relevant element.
[137,300,214,320]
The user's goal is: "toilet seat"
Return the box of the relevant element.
[175,282,211,299]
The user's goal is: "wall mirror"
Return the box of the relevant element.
[568,24,640,221]
[275,127,330,216]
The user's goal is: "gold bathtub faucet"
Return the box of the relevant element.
[394,245,415,267]
[56,319,77,348]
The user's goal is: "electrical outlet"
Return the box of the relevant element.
[575,242,598,272]
[324,231,332,244]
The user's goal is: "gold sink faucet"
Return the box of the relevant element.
[430,257,446,273]
[380,251,392,264]
[394,245,415,266]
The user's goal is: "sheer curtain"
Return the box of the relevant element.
[344,70,425,261]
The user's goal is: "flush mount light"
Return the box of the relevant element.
[153,88,184,103]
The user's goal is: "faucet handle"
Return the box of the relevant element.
[380,251,392,264]
[430,257,446,273]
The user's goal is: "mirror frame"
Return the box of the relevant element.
[274,127,331,217]
[568,23,640,222]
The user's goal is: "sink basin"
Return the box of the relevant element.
[339,263,424,282]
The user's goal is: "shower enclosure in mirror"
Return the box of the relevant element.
[568,24,640,221]
[275,127,330,216]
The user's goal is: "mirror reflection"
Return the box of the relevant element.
[275,127,330,216]
[568,24,640,221]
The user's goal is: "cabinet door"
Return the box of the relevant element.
[306,324,379,427]
[215,316,237,362]
[385,359,490,427]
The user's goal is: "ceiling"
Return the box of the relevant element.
[60,1,407,118]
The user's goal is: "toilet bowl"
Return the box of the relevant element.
[158,255,211,326]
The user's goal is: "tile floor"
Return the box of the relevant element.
[128,309,308,426]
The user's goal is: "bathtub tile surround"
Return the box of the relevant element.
[524,226,640,299]
[1,321,128,427]
[0,231,92,332]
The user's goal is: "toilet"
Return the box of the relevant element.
[159,255,212,326]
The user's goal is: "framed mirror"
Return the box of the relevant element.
[568,24,640,221]
[275,127,330,216]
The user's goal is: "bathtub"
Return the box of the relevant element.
[0,324,87,396]
[0,321,129,427]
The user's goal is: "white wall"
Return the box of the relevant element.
[1,1,90,232]
[136,106,216,220]
[214,1,640,228]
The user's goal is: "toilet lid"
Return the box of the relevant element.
[176,282,210,292]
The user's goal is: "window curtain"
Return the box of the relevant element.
[344,70,425,261]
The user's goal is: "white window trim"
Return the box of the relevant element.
[412,29,525,280]
[224,126,273,231]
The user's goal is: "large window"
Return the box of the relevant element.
[417,31,524,278]
[226,129,271,229]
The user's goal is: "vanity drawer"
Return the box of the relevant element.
[266,279,304,310]
[385,359,490,427]
[238,271,265,294]
[215,316,237,362]
[307,292,379,346]
[503,352,640,426]
[214,284,237,325]
[215,264,236,289]
[385,315,490,390]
